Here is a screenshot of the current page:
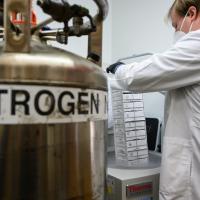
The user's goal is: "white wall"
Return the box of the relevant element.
[111,0,174,121]
[112,0,174,61]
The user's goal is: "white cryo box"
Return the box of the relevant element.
[107,151,161,200]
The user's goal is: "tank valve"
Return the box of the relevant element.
[37,0,96,43]
[56,23,68,44]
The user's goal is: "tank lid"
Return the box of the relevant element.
[0,41,107,90]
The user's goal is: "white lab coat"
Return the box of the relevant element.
[108,29,200,200]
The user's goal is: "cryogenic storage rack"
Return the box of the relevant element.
[111,91,149,166]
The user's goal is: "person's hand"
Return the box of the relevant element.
[106,62,124,74]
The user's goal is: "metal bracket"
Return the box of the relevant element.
[4,0,31,53]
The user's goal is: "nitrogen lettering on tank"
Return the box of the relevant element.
[0,85,107,124]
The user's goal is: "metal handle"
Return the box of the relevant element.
[4,0,31,53]
[92,0,108,24]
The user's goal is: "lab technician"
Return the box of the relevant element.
[107,0,200,199]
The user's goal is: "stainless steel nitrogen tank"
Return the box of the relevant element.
[0,1,108,199]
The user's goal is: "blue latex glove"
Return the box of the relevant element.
[106,62,124,74]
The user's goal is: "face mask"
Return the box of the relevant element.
[173,10,193,44]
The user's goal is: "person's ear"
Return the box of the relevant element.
[187,6,198,21]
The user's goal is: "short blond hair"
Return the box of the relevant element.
[168,0,200,18]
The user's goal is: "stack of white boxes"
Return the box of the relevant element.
[111,90,149,166]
